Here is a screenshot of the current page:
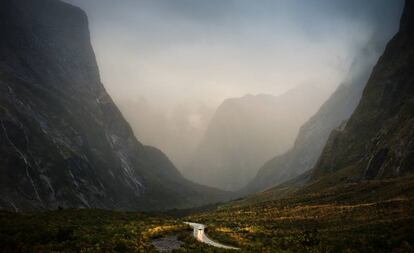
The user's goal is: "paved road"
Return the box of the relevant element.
[184,222,239,250]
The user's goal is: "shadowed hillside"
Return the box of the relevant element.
[0,0,229,211]
[243,20,401,195]
[309,0,414,185]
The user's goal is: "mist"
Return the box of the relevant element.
[63,0,403,170]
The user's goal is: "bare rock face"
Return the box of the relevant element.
[242,34,391,194]
[310,0,414,182]
[0,0,226,211]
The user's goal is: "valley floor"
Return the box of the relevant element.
[1,177,413,252]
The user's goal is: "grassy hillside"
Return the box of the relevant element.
[1,177,413,252]
[188,176,414,253]
[0,209,229,253]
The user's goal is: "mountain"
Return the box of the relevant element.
[244,0,412,198]
[187,5,414,251]
[0,0,229,212]
[184,85,328,191]
[308,0,414,185]
[243,26,399,195]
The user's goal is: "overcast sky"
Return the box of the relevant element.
[61,0,404,168]
[63,0,403,109]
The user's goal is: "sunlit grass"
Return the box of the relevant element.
[1,178,413,252]
[188,178,414,253]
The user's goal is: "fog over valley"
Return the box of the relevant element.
[2,0,414,251]
[63,0,403,186]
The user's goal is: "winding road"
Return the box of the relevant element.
[184,222,239,250]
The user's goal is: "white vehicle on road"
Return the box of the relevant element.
[184,222,239,250]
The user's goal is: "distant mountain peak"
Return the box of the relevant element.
[183,84,328,191]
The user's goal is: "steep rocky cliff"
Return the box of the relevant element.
[242,33,395,194]
[0,0,227,211]
[309,0,414,183]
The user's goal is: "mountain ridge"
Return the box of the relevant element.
[184,84,328,191]
[0,0,229,211]
[309,0,414,183]
[242,21,401,195]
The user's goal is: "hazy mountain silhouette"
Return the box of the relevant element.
[184,85,328,191]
